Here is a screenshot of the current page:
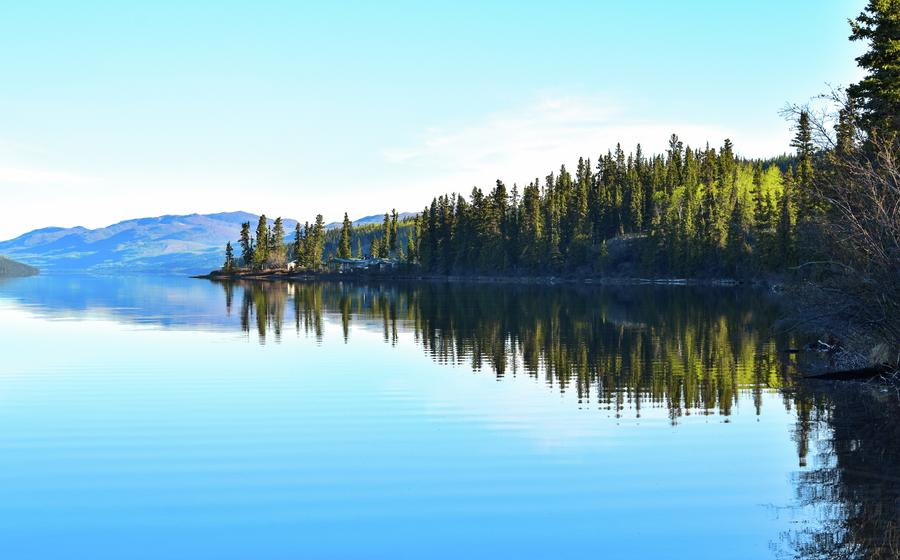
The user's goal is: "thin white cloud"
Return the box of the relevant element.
[383,96,790,198]
[0,165,94,185]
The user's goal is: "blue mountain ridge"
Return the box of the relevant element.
[0,211,414,275]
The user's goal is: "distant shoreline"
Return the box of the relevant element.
[194,268,760,288]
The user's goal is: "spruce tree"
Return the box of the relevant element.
[848,0,900,134]
[253,215,268,269]
[312,214,325,267]
[791,111,817,218]
[380,213,390,257]
[776,167,795,266]
[725,198,749,271]
[390,209,399,255]
[223,241,234,272]
[271,217,286,266]
[409,216,420,263]
[293,223,302,264]
[338,213,353,259]
[835,98,858,157]
[239,222,253,267]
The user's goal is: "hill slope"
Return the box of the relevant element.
[325,212,417,230]
[0,212,297,275]
[0,256,39,277]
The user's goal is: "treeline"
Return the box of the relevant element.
[224,214,326,272]
[325,210,414,261]
[225,138,803,277]
[224,210,415,271]
[226,0,896,288]
[412,140,803,276]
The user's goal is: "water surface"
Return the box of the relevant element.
[0,275,896,559]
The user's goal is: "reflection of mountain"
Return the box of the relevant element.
[0,212,297,275]
[0,275,243,329]
[0,255,38,277]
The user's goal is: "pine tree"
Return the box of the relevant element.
[521,180,543,268]
[835,98,857,157]
[293,223,302,265]
[270,217,286,266]
[338,213,353,259]
[791,111,817,219]
[223,241,235,272]
[408,216,419,264]
[848,0,900,134]
[300,222,311,267]
[390,209,399,255]
[312,215,325,268]
[725,198,749,272]
[776,167,796,266]
[239,222,253,267]
[252,215,268,269]
[355,238,363,259]
[380,213,390,258]
[369,236,380,258]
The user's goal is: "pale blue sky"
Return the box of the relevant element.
[0,0,866,238]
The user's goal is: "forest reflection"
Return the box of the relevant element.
[220,279,899,557]
[781,385,900,560]
[222,280,801,419]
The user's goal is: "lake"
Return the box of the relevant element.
[0,275,896,559]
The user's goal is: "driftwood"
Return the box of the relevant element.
[803,364,892,381]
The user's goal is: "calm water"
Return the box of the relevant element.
[0,275,897,559]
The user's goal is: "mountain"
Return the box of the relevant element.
[0,212,297,275]
[325,212,417,230]
[0,255,39,277]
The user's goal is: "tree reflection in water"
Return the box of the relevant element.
[224,280,799,418]
[219,279,900,558]
[782,384,900,559]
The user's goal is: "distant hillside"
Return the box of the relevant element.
[0,211,418,275]
[323,220,417,258]
[0,256,39,277]
[0,212,298,275]
[325,212,417,230]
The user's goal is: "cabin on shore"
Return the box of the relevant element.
[329,257,397,272]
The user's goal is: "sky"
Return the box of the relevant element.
[0,0,867,239]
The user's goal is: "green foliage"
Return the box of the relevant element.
[229,134,812,277]
[252,215,268,269]
[223,241,235,271]
[239,222,253,266]
[338,213,353,259]
[268,217,286,267]
[848,0,900,134]
[408,136,802,276]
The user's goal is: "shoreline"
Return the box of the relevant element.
[194,268,764,287]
